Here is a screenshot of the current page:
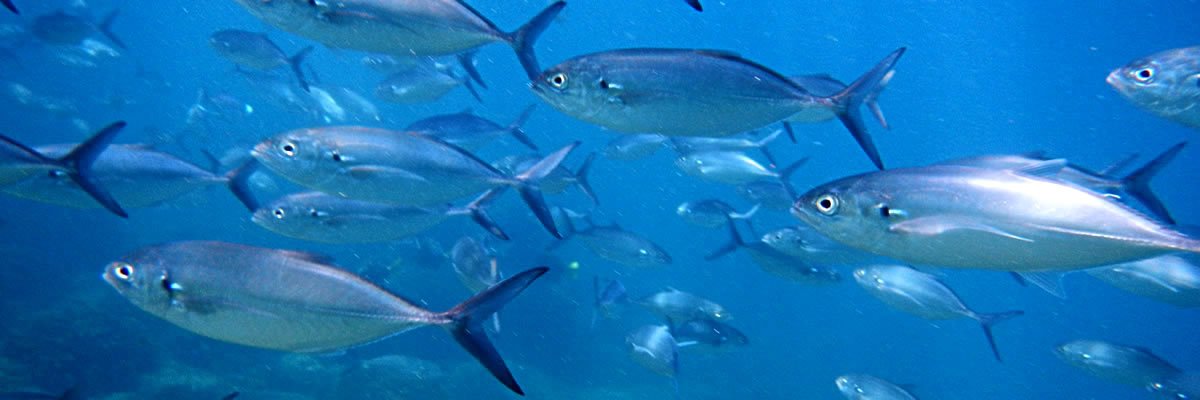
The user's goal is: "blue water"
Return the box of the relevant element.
[1,0,1198,399]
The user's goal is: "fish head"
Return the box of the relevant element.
[103,258,171,313]
[701,301,731,322]
[252,197,331,237]
[1107,47,1200,118]
[792,176,889,249]
[635,245,672,265]
[852,265,888,290]
[530,59,611,120]
[1054,340,1104,369]
[834,375,869,398]
[252,129,337,184]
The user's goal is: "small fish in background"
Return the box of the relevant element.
[706,218,843,285]
[374,61,482,104]
[103,241,550,396]
[669,130,782,166]
[735,180,795,211]
[209,29,313,91]
[674,151,778,185]
[551,210,673,267]
[834,374,916,400]
[671,318,748,351]
[626,324,681,394]
[760,226,879,265]
[51,38,122,69]
[407,105,539,151]
[603,134,668,161]
[363,52,487,88]
[451,236,503,332]
[591,276,630,328]
[676,199,759,229]
[1107,46,1200,131]
[852,264,1024,361]
[636,288,730,324]
[1088,254,1200,308]
[493,152,597,204]
[31,9,125,49]
[1055,340,1183,389]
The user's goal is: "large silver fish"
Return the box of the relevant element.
[0,121,125,217]
[209,29,312,91]
[252,126,580,237]
[531,48,905,169]
[103,241,548,395]
[252,190,507,243]
[1107,46,1200,131]
[1055,340,1182,388]
[230,0,566,80]
[791,161,1200,271]
[835,374,916,400]
[1088,254,1200,308]
[853,264,1023,361]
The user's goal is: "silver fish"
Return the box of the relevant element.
[0,121,125,217]
[792,161,1200,271]
[627,324,679,379]
[603,134,668,161]
[671,318,748,350]
[1055,340,1182,388]
[1150,371,1200,400]
[230,0,565,80]
[251,126,580,238]
[103,240,548,395]
[706,219,842,285]
[1107,46,1200,130]
[451,236,500,294]
[1088,254,1200,308]
[675,199,758,228]
[553,213,672,267]
[853,264,1024,361]
[760,226,878,265]
[407,105,538,151]
[531,48,905,169]
[835,374,916,400]
[375,63,480,104]
[252,190,507,243]
[591,276,629,328]
[735,180,794,211]
[637,288,730,323]
[674,151,776,185]
[361,54,422,74]
[209,29,311,91]
[31,9,125,49]
[669,130,782,166]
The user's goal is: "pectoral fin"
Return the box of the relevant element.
[888,216,1033,242]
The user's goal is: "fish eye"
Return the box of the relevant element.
[273,208,286,219]
[598,79,609,89]
[280,142,296,157]
[1081,353,1092,359]
[1133,67,1155,83]
[114,263,134,280]
[548,72,568,89]
[331,151,342,162]
[814,194,839,215]
[309,209,325,218]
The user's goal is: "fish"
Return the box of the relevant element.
[626,324,679,381]
[637,288,730,323]
[5,143,259,214]
[531,47,905,169]
[209,29,313,91]
[308,84,381,123]
[1055,340,1182,388]
[1107,46,1200,131]
[683,0,702,11]
[760,226,878,265]
[251,126,581,238]
[675,151,778,185]
[231,0,566,80]
[31,9,125,49]
[362,54,422,74]
[552,212,672,267]
[1150,371,1200,400]
[791,161,1200,271]
[591,276,630,328]
[0,120,126,217]
[451,236,503,332]
[234,67,317,117]
[852,264,1024,361]
[707,218,843,285]
[493,152,597,204]
[675,199,759,228]
[781,72,893,142]
[252,190,508,243]
[671,318,748,350]
[375,62,481,104]
[0,387,79,400]
[407,105,539,151]
[937,142,1188,224]
[735,180,794,211]
[603,134,668,160]
[103,241,549,395]
[1,0,16,14]
[670,129,782,166]
[835,374,916,400]
[1088,254,1200,308]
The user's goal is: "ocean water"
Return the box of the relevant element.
[1,0,1198,399]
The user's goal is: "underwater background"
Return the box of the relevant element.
[1,0,1199,399]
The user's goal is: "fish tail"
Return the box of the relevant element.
[1121,141,1187,225]
[781,121,797,143]
[224,159,260,212]
[1096,152,1141,177]
[288,46,314,93]
[505,1,566,80]
[456,188,511,240]
[440,266,550,396]
[573,152,599,205]
[975,310,1024,362]
[777,157,809,201]
[1,0,17,14]
[462,74,484,103]
[864,69,895,129]
[684,0,703,11]
[829,47,906,170]
[513,141,581,239]
[507,104,540,151]
[456,50,488,89]
[98,9,127,50]
[57,121,128,218]
[705,215,745,261]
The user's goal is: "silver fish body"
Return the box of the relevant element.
[558,217,672,267]
[675,199,757,228]
[627,324,678,378]
[603,134,667,160]
[252,191,469,243]
[1088,254,1200,308]
[1056,340,1182,388]
[451,236,499,293]
[637,288,729,323]
[760,226,878,265]
[835,374,916,400]
[408,105,537,151]
[675,151,776,185]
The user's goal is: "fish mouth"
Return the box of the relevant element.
[1104,69,1125,90]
